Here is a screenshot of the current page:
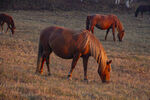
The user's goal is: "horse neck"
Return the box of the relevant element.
[86,16,90,30]
[89,38,107,71]
[10,19,15,29]
[116,19,123,33]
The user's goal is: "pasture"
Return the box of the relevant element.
[0,10,150,100]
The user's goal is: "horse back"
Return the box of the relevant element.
[138,5,150,12]
[40,26,90,59]
[90,14,117,29]
[0,13,12,22]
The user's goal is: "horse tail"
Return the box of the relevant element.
[135,7,140,17]
[36,41,43,73]
[86,16,90,30]
[114,16,120,32]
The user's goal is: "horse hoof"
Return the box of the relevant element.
[84,79,89,83]
[67,76,72,80]
[39,71,43,75]
[68,77,72,80]
[48,73,51,76]
[35,71,42,75]
[35,70,39,74]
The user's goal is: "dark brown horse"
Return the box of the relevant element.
[0,13,16,35]
[86,14,125,42]
[36,26,112,83]
[135,5,150,17]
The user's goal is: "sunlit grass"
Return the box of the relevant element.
[0,10,150,100]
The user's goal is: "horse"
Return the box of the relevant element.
[86,14,125,42]
[36,26,112,83]
[135,5,150,17]
[0,13,16,35]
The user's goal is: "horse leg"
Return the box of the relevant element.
[1,22,4,33]
[40,57,45,74]
[68,53,81,80]
[105,28,110,40]
[82,56,89,81]
[5,23,10,34]
[46,51,52,76]
[89,23,95,33]
[112,24,116,41]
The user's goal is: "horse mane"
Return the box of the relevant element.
[9,17,16,29]
[73,30,108,71]
[115,17,124,34]
[74,30,90,50]
[88,33,108,71]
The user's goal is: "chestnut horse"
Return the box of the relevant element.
[0,13,16,35]
[86,14,125,42]
[36,26,112,83]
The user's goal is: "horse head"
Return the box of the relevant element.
[98,60,112,83]
[118,30,125,42]
[9,20,16,35]
[10,18,16,35]
[10,27,16,35]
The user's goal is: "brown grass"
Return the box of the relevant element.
[0,10,150,100]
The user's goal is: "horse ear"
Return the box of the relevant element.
[107,60,112,65]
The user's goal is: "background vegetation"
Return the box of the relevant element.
[0,0,150,11]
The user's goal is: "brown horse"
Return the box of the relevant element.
[0,13,16,35]
[36,26,112,83]
[86,14,125,42]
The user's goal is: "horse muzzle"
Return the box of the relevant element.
[102,80,110,83]
[119,39,122,42]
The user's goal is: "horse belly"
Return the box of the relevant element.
[96,21,111,30]
[96,24,110,30]
[50,42,76,59]
[53,48,74,59]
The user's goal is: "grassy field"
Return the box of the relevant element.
[0,10,150,100]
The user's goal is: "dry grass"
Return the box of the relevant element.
[0,10,150,100]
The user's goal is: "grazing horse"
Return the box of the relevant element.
[135,5,150,17]
[86,14,125,42]
[36,26,112,83]
[0,13,16,35]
